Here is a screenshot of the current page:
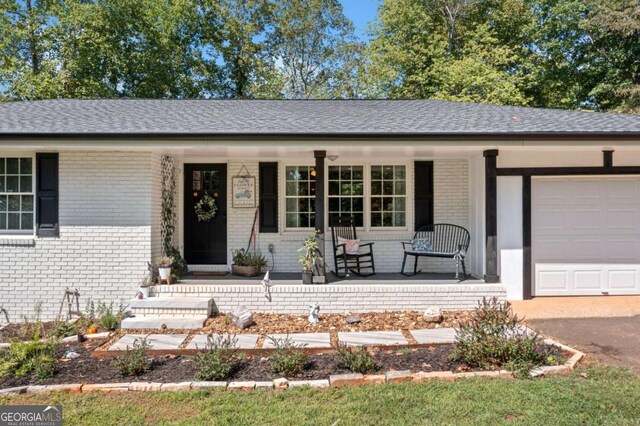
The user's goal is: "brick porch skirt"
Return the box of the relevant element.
[152,283,507,314]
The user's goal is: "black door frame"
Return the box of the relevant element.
[183,163,228,265]
[492,150,640,299]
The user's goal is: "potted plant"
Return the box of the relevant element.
[298,232,322,284]
[231,248,267,277]
[156,256,174,282]
[137,279,151,299]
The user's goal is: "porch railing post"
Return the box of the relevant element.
[314,150,326,277]
[484,149,500,283]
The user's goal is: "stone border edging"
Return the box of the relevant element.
[0,337,585,396]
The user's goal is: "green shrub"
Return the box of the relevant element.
[0,339,58,379]
[268,336,309,377]
[335,344,379,374]
[19,302,44,341]
[112,338,151,376]
[194,335,238,381]
[52,321,78,339]
[96,301,125,331]
[450,297,547,378]
[34,354,57,381]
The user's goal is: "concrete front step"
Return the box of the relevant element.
[121,316,208,330]
[129,297,215,318]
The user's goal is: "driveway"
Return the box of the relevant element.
[529,316,640,372]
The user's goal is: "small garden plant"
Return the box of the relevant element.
[268,336,309,377]
[51,321,78,339]
[0,339,58,381]
[79,300,125,331]
[112,337,152,376]
[450,297,554,378]
[19,302,45,341]
[194,335,239,381]
[335,344,379,374]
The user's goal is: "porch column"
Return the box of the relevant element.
[314,150,326,276]
[484,149,500,283]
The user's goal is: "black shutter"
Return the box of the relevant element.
[414,161,434,231]
[259,162,278,233]
[36,153,59,237]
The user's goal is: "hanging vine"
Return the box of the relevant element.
[160,155,176,256]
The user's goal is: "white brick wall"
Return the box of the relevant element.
[1,152,156,321]
[223,159,471,275]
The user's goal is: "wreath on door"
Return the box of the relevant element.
[194,193,218,222]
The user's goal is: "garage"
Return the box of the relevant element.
[533,176,640,296]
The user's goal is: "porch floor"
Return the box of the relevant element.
[178,272,484,286]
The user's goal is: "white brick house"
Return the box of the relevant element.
[1,99,640,322]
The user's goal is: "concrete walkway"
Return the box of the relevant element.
[511,296,640,319]
[107,328,459,351]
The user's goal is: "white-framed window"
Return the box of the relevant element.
[370,165,406,228]
[328,165,364,227]
[0,157,34,233]
[282,161,410,232]
[284,165,316,228]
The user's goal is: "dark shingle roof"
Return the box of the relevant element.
[1,99,640,138]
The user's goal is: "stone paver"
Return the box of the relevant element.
[186,334,259,350]
[108,334,148,351]
[146,334,189,349]
[263,333,332,349]
[410,328,457,344]
[337,331,408,346]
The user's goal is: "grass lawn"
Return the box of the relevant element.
[1,364,639,425]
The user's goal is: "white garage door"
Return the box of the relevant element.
[533,176,640,296]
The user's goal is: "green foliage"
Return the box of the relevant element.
[19,302,44,341]
[34,354,57,381]
[194,335,238,381]
[450,297,549,378]
[335,345,379,374]
[297,232,322,273]
[0,339,57,379]
[268,336,309,377]
[232,248,267,268]
[51,321,78,339]
[165,246,187,278]
[112,337,151,376]
[95,301,126,331]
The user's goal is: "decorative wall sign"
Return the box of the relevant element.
[232,176,256,208]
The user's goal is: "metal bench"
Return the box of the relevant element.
[401,224,470,279]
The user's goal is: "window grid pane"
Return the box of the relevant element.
[370,165,406,227]
[284,166,316,228]
[0,157,34,231]
[328,165,364,227]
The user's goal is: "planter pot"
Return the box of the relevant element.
[138,287,150,299]
[312,275,326,284]
[302,272,313,284]
[232,264,261,277]
[158,267,172,280]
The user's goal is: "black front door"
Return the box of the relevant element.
[184,164,227,264]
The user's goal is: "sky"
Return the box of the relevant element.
[340,0,379,41]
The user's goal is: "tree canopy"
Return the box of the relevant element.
[0,0,638,113]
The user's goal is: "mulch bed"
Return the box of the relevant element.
[0,337,567,387]
[0,321,60,343]
[203,311,470,334]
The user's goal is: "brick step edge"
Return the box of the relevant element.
[0,343,584,395]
